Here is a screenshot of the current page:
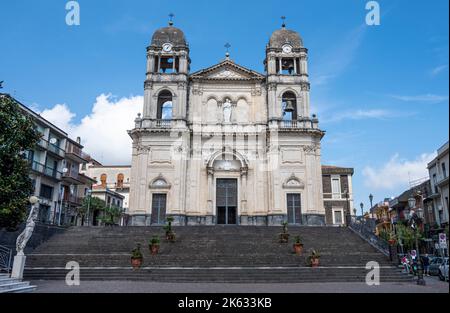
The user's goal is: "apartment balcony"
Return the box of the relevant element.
[30,161,62,180]
[63,194,84,206]
[62,170,84,185]
[65,144,87,163]
[437,175,449,188]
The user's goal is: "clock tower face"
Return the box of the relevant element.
[282,44,293,54]
[162,43,173,52]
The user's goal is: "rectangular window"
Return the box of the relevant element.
[333,208,344,225]
[331,176,341,199]
[39,184,54,200]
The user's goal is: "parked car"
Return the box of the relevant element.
[438,258,448,282]
[429,257,445,276]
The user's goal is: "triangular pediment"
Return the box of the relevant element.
[190,60,264,81]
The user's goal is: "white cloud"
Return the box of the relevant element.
[41,94,143,165]
[390,94,449,103]
[321,109,393,123]
[429,64,448,76]
[362,152,436,190]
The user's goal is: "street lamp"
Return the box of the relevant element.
[86,189,92,226]
[360,202,364,218]
[369,194,374,218]
[344,189,351,226]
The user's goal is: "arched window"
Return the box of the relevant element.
[117,173,124,188]
[281,92,298,121]
[157,91,173,120]
[100,174,107,188]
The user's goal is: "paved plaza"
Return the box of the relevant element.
[32,276,448,293]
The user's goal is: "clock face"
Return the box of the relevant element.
[282,44,292,54]
[162,43,173,52]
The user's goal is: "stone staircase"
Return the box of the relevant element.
[0,274,36,293]
[24,226,411,283]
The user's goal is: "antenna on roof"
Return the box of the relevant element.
[168,13,175,26]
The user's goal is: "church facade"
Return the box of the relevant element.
[128,21,332,226]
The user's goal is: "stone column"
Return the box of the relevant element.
[240,168,248,214]
[207,167,214,216]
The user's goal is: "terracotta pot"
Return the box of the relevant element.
[388,239,396,246]
[166,232,176,242]
[311,258,320,268]
[294,243,304,255]
[150,244,160,255]
[279,233,290,243]
[131,257,143,269]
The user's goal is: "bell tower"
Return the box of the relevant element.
[265,17,310,122]
[142,16,190,124]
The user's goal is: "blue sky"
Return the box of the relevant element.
[0,0,448,212]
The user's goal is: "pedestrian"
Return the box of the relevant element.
[421,254,430,276]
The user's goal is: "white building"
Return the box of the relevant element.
[428,141,449,226]
[81,160,131,211]
[127,20,328,226]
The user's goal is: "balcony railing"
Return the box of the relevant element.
[31,161,62,180]
[278,118,320,130]
[155,119,173,128]
[65,144,83,158]
[62,170,83,183]
[63,194,83,205]
[47,142,65,157]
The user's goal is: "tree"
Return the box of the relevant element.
[78,196,106,224]
[0,94,41,230]
[101,205,123,226]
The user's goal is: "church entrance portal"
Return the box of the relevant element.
[216,179,238,225]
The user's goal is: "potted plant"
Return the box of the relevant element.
[307,249,321,267]
[279,221,290,243]
[131,244,143,269]
[149,236,160,255]
[293,236,304,255]
[164,216,176,242]
[388,232,397,246]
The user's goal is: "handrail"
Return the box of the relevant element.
[348,219,390,257]
[0,245,13,274]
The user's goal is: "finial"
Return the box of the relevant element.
[281,16,286,28]
[168,13,175,26]
[224,43,231,59]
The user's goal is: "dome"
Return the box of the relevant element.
[151,24,187,47]
[269,27,303,49]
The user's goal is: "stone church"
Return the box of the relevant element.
[128,20,353,226]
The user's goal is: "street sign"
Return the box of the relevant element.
[439,233,447,249]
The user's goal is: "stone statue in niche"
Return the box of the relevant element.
[223,98,233,123]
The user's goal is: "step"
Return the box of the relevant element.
[0,285,36,293]
[0,282,31,292]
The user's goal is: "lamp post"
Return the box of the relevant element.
[369,194,374,217]
[86,189,92,226]
[360,202,364,218]
[344,190,351,226]
[407,192,426,286]
[11,196,40,279]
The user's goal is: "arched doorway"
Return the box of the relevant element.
[207,152,248,225]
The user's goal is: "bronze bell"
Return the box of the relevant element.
[284,100,295,112]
